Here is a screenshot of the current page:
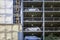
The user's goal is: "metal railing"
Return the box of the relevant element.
[23,7,42,12]
[23,7,60,12]
[45,7,60,11]
[23,27,60,32]
[23,0,60,1]
[45,17,60,21]
[45,0,60,1]
[24,17,42,21]
[23,0,42,1]
[24,17,60,21]
[45,27,60,31]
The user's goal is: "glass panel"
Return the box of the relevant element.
[6,1,13,8]
[13,25,18,31]
[0,9,5,14]
[5,15,13,24]
[13,32,18,40]
[0,25,5,32]
[0,15,5,23]
[6,25,12,32]
[0,0,13,24]
[0,0,5,8]
[0,33,5,40]
[6,9,13,14]
[6,33,12,40]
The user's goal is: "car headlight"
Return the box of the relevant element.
[25,28,29,31]
[37,29,40,31]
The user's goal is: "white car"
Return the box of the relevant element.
[25,27,41,31]
[25,8,40,11]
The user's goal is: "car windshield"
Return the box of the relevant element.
[26,39,40,40]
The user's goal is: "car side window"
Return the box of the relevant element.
[37,39,40,40]
[26,39,28,40]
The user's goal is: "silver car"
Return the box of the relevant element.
[25,27,41,31]
[27,0,40,1]
[24,8,40,11]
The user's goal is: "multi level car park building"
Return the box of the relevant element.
[21,0,60,40]
[0,0,60,40]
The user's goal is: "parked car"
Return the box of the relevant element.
[25,27,41,31]
[26,0,40,1]
[24,8,40,11]
[25,36,41,40]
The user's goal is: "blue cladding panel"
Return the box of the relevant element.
[13,0,16,5]
[18,32,20,40]
[18,32,23,40]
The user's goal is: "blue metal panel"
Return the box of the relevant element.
[13,0,16,14]
[42,0,45,40]
[20,0,24,39]
[13,0,16,24]
[13,0,16,5]
[18,32,23,40]
[13,16,15,23]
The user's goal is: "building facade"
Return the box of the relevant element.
[0,0,60,40]
[21,0,60,40]
[0,0,22,40]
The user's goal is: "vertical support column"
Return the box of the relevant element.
[20,0,23,40]
[21,0,23,26]
[43,0,45,40]
[12,0,14,24]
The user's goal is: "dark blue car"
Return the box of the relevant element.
[25,36,41,40]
